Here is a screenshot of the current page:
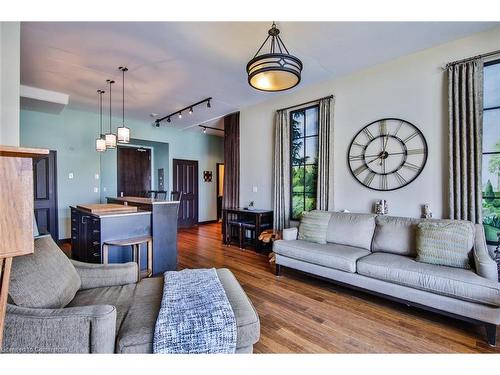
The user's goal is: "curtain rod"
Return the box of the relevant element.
[444,49,500,69]
[276,95,333,112]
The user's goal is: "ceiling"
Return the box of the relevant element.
[21,22,500,136]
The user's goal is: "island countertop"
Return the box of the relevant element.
[107,196,179,205]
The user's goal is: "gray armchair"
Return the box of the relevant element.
[2,235,141,353]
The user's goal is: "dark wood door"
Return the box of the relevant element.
[117,146,151,197]
[173,159,198,228]
[33,150,58,241]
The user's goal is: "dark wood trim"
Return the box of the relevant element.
[277,264,497,346]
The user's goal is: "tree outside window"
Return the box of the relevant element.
[290,105,319,220]
[482,60,500,243]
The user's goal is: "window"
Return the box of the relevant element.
[290,105,319,220]
[482,59,500,244]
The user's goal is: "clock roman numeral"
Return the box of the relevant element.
[379,121,387,136]
[353,164,368,176]
[393,171,407,186]
[349,154,364,161]
[362,128,374,141]
[352,141,366,149]
[393,121,403,137]
[402,161,420,171]
[380,174,388,190]
[403,131,419,143]
[363,171,376,186]
[407,148,425,155]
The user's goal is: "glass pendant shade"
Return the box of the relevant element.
[246,23,302,92]
[117,125,130,143]
[96,137,106,152]
[105,133,117,149]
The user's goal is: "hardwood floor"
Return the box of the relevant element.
[178,223,500,353]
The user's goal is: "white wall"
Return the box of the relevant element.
[0,22,20,146]
[240,27,500,219]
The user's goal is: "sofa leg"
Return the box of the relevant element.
[485,324,497,347]
[275,264,281,277]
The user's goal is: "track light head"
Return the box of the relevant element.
[207,100,211,108]
[178,112,182,119]
[155,120,160,127]
[189,107,193,115]
[167,117,171,123]
[203,127,207,134]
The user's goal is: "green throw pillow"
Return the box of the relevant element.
[298,210,332,244]
[415,221,475,269]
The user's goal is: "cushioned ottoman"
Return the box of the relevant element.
[69,268,260,353]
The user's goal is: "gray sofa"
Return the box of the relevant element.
[3,235,260,353]
[273,212,500,345]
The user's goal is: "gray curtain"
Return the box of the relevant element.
[223,112,240,209]
[273,110,291,230]
[448,58,483,224]
[317,97,334,210]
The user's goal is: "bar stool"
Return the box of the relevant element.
[102,235,153,281]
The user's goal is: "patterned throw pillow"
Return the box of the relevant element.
[415,221,475,269]
[298,210,332,244]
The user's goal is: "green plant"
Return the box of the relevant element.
[485,180,495,203]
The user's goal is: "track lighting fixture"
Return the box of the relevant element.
[155,97,212,126]
[197,124,225,134]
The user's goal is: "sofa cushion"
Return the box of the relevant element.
[372,216,421,256]
[326,212,376,251]
[9,235,81,309]
[416,221,475,269]
[298,210,332,244]
[274,239,371,273]
[116,269,260,353]
[357,253,500,306]
[68,283,136,335]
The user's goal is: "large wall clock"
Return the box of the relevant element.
[347,118,428,191]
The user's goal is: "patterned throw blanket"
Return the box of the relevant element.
[153,268,237,354]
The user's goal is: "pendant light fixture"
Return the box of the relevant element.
[105,79,117,149]
[117,66,130,143]
[95,89,106,152]
[246,22,303,92]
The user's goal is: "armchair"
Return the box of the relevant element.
[2,235,138,353]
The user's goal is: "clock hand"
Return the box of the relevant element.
[367,156,381,165]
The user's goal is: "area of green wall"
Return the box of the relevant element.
[20,107,224,239]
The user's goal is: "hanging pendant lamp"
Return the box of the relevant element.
[105,79,117,149]
[117,66,130,143]
[246,22,303,92]
[95,89,106,152]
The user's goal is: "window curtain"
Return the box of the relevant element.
[317,96,334,210]
[448,58,483,223]
[273,110,291,230]
[223,112,240,210]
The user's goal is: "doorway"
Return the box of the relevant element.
[172,159,199,228]
[33,150,58,241]
[216,163,224,221]
[117,146,152,197]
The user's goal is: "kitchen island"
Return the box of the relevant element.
[107,196,180,273]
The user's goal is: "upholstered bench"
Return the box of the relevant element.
[3,235,260,353]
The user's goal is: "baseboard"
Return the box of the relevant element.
[197,220,219,225]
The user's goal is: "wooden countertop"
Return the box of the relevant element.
[0,145,49,158]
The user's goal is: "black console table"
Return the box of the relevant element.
[222,208,273,251]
